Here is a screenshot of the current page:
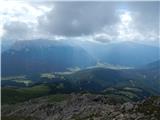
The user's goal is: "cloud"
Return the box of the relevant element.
[0,0,52,40]
[38,2,119,36]
[0,1,159,45]
[2,22,31,40]
[93,33,113,43]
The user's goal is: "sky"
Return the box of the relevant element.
[0,0,159,45]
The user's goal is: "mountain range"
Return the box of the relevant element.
[2,40,96,76]
[1,39,159,76]
[80,41,160,67]
[1,39,160,120]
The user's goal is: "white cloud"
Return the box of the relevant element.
[0,0,52,40]
[120,11,132,26]
[93,33,113,43]
[117,11,136,41]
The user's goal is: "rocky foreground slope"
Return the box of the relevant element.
[2,94,160,120]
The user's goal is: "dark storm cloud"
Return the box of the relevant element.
[38,1,159,40]
[38,2,119,36]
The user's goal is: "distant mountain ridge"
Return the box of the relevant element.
[2,39,159,76]
[140,59,160,70]
[2,40,96,76]
[80,41,160,67]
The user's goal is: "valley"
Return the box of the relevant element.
[1,40,160,120]
[2,60,160,104]
[1,1,160,120]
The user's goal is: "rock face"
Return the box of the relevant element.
[2,94,160,120]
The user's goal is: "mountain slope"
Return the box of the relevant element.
[2,94,160,120]
[81,41,159,67]
[65,60,160,93]
[1,60,160,106]
[1,40,96,77]
[140,59,160,70]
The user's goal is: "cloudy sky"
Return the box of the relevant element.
[0,0,159,45]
